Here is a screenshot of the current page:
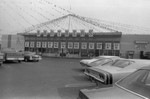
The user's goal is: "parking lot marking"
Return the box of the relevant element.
[65,83,96,88]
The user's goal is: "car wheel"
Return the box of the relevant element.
[18,60,21,63]
[25,58,28,62]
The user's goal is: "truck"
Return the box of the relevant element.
[0,52,4,66]
[1,34,25,62]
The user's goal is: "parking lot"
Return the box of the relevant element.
[0,58,95,99]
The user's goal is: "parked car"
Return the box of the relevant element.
[78,66,150,99]
[24,52,42,62]
[84,59,150,86]
[80,56,120,68]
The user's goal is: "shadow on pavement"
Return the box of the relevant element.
[72,68,85,72]
[57,83,96,99]
[72,75,89,82]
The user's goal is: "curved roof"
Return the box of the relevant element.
[26,14,117,33]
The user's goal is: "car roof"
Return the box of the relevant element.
[98,56,120,58]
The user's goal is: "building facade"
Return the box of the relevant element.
[23,30,122,57]
[120,34,150,59]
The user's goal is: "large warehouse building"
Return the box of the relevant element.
[20,14,150,59]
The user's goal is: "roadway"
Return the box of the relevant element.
[0,58,95,99]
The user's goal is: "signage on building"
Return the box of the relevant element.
[37,30,41,37]
[88,29,93,37]
[65,30,69,37]
[80,30,85,37]
[50,30,54,36]
[43,30,47,37]
[57,30,61,37]
[134,40,149,50]
[72,30,77,37]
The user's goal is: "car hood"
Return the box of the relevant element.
[91,65,136,74]
[79,86,145,99]
[80,59,98,64]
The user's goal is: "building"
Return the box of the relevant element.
[20,14,150,59]
[121,34,150,59]
[22,14,122,57]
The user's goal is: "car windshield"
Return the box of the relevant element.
[111,60,131,68]
[90,58,112,66]
[94,56,102,59]
[116,69,150,98]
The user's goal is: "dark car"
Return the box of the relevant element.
[78,66,150,99]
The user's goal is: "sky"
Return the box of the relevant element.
[0,0,150,34]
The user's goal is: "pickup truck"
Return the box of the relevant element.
[2,51,24,63]
[0,53,4,66]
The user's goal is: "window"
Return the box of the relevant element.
[54,42,59,48]
[112,60,132,68]
[68,42,73,49]
[42,42,47,48]
[36,42,41,48]
[81,42,87,49]
[30,42,34,47]
[114,43,120,50]
[48,42,53,48]
[25,42,29,47]
[89,43,94,49]
[117,70,150,97]
[61,42,66,48]
[145,72,150,85]
[74,42,79,49]
[105,43,111,50]
[97,43,102,49]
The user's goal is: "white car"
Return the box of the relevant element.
[24,52,42,62]
[78,66,150,99]
[80,56,120,68]
[84,59,150,86]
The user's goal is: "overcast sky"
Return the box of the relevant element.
[0,0,150,34]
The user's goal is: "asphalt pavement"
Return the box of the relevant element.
[0,58,95,99]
